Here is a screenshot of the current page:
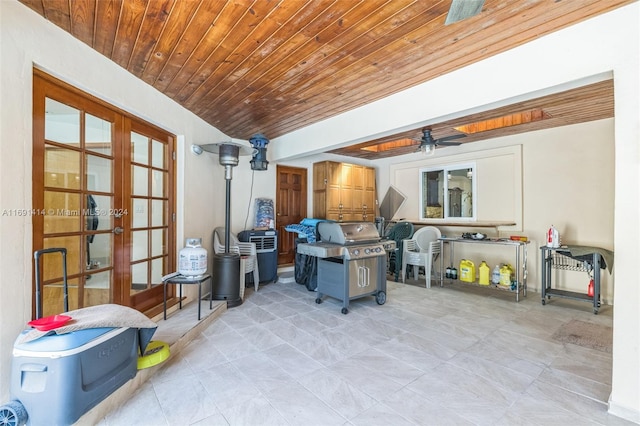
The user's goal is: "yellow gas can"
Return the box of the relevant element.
[499,264,513,286]
[478,261,490,285]
[459,259,476,283]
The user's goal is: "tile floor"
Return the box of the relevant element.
[99,276,632,426]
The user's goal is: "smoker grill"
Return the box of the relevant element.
[297,222,395,314]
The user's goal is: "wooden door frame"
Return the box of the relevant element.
[32,69,176,315]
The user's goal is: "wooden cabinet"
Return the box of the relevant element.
[313,161,376,222]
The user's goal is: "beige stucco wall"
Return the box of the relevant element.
[0,0,234,400]
[383,119,614,301]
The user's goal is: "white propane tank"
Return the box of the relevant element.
[179,238,207,277]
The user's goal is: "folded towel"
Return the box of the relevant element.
[18,304,157,353]
[285,224,318,242]
[566,245,614,274]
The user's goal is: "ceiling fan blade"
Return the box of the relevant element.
[434,133,466,146]
[445,0,485,25]
[435,141,463,146]
[438,133,467,142]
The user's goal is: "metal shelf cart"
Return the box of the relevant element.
[540,246,610,314]
[439,237,529,302]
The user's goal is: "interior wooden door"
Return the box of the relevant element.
[276,165,307,265]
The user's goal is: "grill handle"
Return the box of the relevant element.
[358,265,370,288]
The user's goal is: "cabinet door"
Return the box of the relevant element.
[363,167,376,219]
[313,162,327,218]
[339,163,353,211]
[327,162,342,211]
[352,165,364,212]
[313,162,327,190]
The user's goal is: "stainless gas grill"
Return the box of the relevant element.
[297,222,395,314]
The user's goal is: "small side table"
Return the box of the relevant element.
[163,273,212,320]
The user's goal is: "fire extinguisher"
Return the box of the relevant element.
[587,278,594,297]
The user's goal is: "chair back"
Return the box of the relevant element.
[413,226,441,252]
[386,221,414,243]
[385,221,414,281]
[213,227,239,254]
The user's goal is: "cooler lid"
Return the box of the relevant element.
[14,327,115,352]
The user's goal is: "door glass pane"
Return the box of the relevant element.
[44,189,65,213]
[86,113,112,155]
[132,166,148,196]
[88,194,113,231]
[43,236,81,279]
[131,262,148,294]
[151,229,164,257]
[151,200,165,227]
[131,132,148,165]
[45,147,81,189]
[152,140,165,168]
[86,234,112,269]
[132,198,148,228]
[45,98,80,146]
[132,230,148,261]
[84,270,111,306]
[44,191,81,233]
[151,258,164,285]
[85,270,110,289]
[43,278,79,317]
[152,170,164,197]
[86,154,112,193]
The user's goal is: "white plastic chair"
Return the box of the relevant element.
[214,227,260,292]
[401,226,441,288]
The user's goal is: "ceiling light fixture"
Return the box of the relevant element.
[191,144,204,155]
[420,143,436,156]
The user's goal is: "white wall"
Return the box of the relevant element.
[0,0,234,399]
[269,5,639,421]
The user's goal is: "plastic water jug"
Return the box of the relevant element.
[492,265,501,285]
[459,259,476,283]
[478,261,490,285]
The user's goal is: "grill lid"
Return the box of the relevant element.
[317,222,380,245]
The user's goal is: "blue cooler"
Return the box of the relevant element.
[10,327,138,426]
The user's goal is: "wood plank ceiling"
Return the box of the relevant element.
[19,0,632,159]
